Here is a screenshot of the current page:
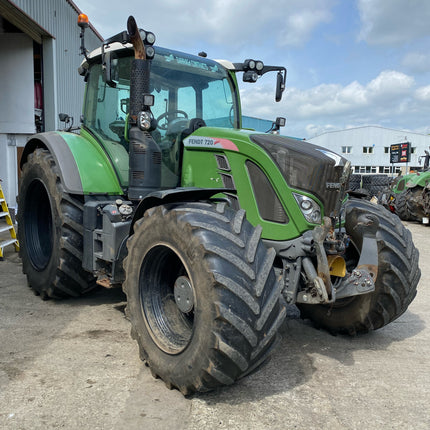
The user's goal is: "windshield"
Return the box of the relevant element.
[83,47,238,148]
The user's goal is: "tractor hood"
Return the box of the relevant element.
[250,134,350,217]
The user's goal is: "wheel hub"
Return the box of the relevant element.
[174,276,194,313]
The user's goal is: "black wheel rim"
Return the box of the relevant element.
[139,244,195,354]
[24,180,53,271]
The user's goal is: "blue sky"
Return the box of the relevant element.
[74,0,430,138]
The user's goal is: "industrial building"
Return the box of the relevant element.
[307,125,430,175]
[0,0,102,213]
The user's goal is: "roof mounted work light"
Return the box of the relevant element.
[139,29,156,45]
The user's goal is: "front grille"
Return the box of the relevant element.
[246,160,288,224]
[250,134,347,217]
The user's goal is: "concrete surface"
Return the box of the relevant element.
[0,221,429,430]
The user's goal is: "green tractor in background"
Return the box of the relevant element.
[392,167,430,222]
[17,15,420,395]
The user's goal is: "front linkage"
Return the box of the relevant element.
[278,212,377,306]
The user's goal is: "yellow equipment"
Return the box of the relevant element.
[0,181,19,260]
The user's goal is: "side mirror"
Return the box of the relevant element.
[275,71,285,102]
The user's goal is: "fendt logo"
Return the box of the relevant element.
[326,182,341,190]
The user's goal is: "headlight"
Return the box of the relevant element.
[138,111,152,130]
[293,193,322,224]
[145,32,156,45]
[245,59,256,70]
[255,61,264,71]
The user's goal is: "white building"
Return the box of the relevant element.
[0,0,102,213]
[307,125,430,175]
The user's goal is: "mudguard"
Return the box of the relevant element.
[21,131,123,195]
[406,171,430,189]
[130,187,236,232]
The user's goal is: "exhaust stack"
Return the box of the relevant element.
[127,16,161,200]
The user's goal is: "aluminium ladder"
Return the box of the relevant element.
[0,181,19,260]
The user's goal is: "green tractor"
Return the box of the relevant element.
[17,15,420,395]
[392,171,430,221]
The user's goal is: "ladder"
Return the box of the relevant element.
[0,181,19,260]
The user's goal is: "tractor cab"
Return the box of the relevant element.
[81,45,239,187]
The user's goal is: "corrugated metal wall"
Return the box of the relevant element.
[9,0,102,130]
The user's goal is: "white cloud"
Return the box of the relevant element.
[358,0,430,45]
[285,70,413,119]
[75,0,334,50]
[401,52,430,73]
[241,69,426,138]
[366,70,414,100]
[278,6,332,47]
[415,85,430,101]
[305,123,337,137]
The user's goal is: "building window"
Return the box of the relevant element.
[379,166,391,173]
[363,146,374,154]
[411,147,416,154]
[354,166,360,173]
[341,146,352,154]
[384,147,389,153]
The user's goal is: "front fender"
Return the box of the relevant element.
[21,131,123,195]
[130,187,235,233]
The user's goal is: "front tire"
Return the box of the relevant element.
[394,189,411,220]
[18,148,96,299]
[299,198,420,335]
[123,202,286,394]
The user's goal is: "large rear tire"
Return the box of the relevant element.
[18,148,96,299]
[394,189,411,220]
[123,202,286,394]
[298,198,420,335]
[405,187,425,221]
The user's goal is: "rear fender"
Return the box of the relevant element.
[407,172,430,188]
[21,131,123,195]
